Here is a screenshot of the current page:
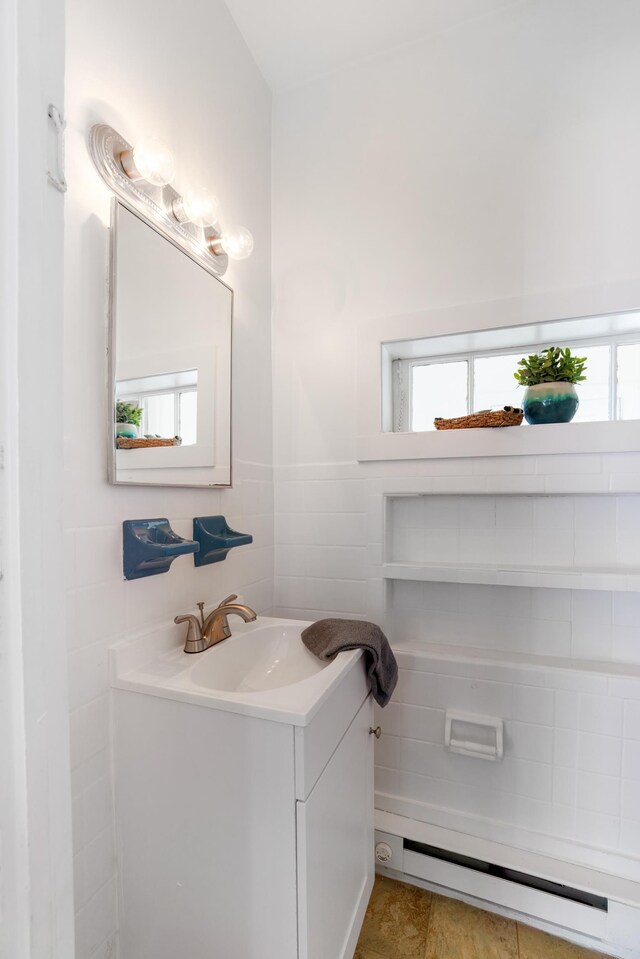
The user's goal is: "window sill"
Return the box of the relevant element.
[357,419,640,462]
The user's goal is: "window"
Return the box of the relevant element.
[394,336,640,432]
[412,361,468,431]
[617,344,640,420]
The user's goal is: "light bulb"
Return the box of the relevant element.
[219,226,254,260]
[122,135,176,186]
[173,187,220,227]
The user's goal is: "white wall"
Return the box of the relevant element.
[380,642,640,877]
[272,0,640,466]
[64,1,272,955]
[271,0,640,917]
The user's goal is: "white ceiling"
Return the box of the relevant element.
[224,0,526,93]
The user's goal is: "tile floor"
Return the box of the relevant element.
[355,876,614,959]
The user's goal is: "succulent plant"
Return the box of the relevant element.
[514,347,587,387]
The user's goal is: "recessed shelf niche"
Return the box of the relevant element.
[384,493,640,593]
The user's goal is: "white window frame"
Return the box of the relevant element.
[394,332,640,433]
[356,286,640,462]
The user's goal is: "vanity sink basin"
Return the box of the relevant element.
[110,615,363,725]
[188,621,328,692]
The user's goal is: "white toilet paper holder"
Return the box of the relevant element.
[445,709,504,761]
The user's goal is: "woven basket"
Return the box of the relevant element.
[434,406,524,430]
[116,436,181,449]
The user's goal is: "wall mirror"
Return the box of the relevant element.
[109,201,232,487]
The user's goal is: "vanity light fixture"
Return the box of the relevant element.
[88,122,253,276]
[208,225,254,261]
[172,186,220,228]
[120,135,176,187]
[172,191,254,259]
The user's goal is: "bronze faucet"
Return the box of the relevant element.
[175,594,257,654]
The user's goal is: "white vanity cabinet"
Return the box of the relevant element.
[296,692,374,959]
[111,625,374,959]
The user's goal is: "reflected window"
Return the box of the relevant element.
[179,390,198,446]
[116,369,198,445]
[145,393,175,437]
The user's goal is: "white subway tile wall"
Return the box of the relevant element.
[372,649,640,872]
[273,453,640,879]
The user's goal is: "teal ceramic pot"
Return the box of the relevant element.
[523,382,579,425]
[116,422,139,438]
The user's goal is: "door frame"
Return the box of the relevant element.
[0,0,74,955]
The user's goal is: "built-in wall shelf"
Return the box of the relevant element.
[383,562,640,592]
[393,642,640,678]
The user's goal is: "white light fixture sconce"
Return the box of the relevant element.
[88,124,253,276]
[207,226,254,261]
[120,135,176,187]
[172,187,220,228]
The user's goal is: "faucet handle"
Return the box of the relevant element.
[175,613,200,626]
[216,594,238,608]
[175,613,206,654]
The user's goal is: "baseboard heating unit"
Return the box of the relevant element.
[373,818,640,957]
[404,839,608,911]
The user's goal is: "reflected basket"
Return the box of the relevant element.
[434,406,524,430]
[116,436,181,449]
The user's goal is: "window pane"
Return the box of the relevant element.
[179,391,198,446]
[144,393,175,437]
[617,343,640,420]
[412,361,468,431]
[569,345,609,423]
[473,353,523,413]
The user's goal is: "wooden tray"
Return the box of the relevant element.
[434,407,523,430]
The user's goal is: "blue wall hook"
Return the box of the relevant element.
[193,516,253,566]
[123,518,199,580]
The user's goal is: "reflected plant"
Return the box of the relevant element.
[116,400,142,426]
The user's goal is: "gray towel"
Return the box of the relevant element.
[301,618,398,707]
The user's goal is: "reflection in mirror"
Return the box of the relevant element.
[109,202,232,486]
[116,370,198,446]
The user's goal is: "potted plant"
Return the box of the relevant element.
[514,347,587,424]
[115,400,142,438]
